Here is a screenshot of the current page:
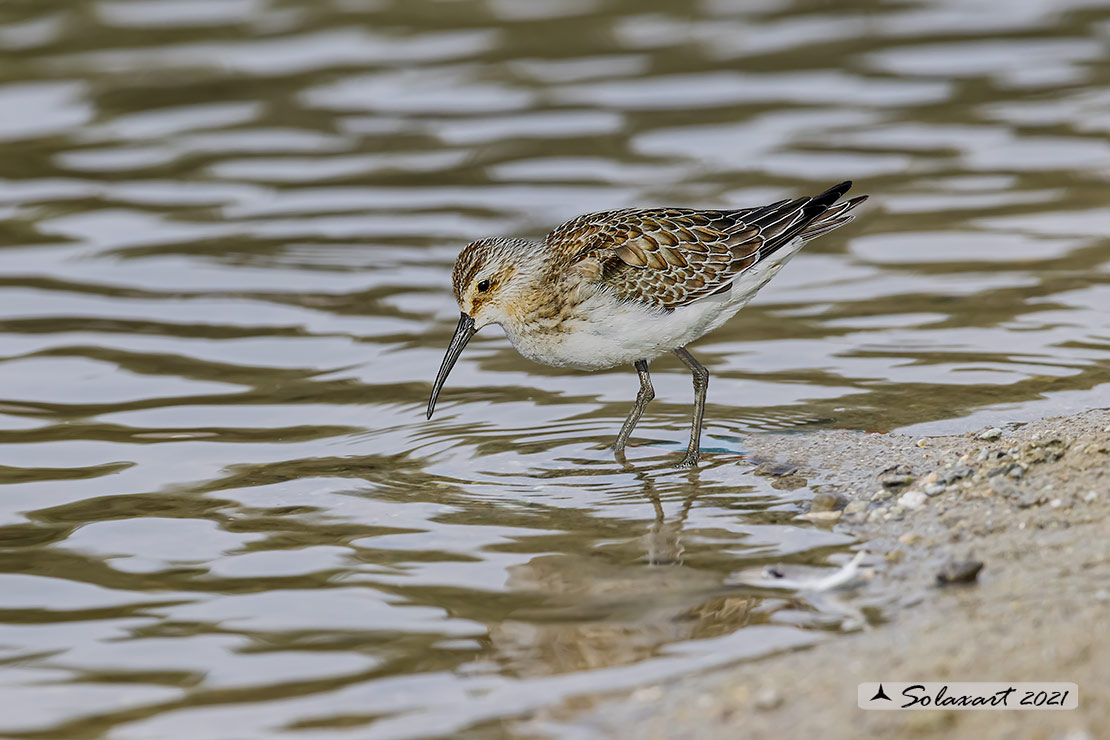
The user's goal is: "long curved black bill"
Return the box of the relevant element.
[426,313,476,419]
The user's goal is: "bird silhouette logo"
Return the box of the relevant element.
[870,684,892,702]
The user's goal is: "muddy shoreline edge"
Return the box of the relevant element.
[530,408,1110,740]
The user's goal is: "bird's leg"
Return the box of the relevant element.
[673,347,709,468]
[612,360,654,453]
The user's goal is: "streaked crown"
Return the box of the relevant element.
[451,237,538,305]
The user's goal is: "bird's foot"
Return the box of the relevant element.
[610,441,632,466]
[674,451,700,469]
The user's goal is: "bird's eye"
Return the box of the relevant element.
[477,279,492,293]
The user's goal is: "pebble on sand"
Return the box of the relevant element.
[799,510,843,524]
[936,560,984,586]
[989,477,1020,498]
[844,500,869,515]
[881,474,915,489]
[898,490,927,509]
[810,491,848,511]
[754,688,783,711]
[923,482,946,496]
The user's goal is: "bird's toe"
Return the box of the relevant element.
[674,453,700,469]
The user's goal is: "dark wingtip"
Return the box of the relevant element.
[812,181,853,209]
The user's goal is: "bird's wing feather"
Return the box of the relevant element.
[547,208,763,309]
[547,182,861,310]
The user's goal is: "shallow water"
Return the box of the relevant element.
[1,0,1109,737]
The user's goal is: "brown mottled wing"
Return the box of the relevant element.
[551,209,764,308]
[546,208,763,309]
[546,182,861,309]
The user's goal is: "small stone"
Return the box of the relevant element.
[886,505,905,519]
[1006,464,1024,479]
[755,461,799,477]
[810,491,848,512]
[754,688,782,710]
[799,510,842,524]
[844,500,869,515]
[1024,446,1048,464]
[881,474,915,489]
[899,489,927,509]
[771,475,808,491]
[867,509,884,523]
[990,477,1020,498]
[942,466,974,484]
[1083,490,1098,503]
[1049,498,1064,509]
[1043,439,1067,461]
[936,560,983,586]
[975,449,989,462]
[922,471,939,485]
[899,532,922,545]
[977,427,1003,441]
[915,438,928,447]
[1018,491,1047,508]
[924,482,946,496]
[871,489,892,502]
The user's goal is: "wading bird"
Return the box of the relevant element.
[427,181,866,467]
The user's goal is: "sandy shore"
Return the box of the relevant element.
[533,409,1110,739]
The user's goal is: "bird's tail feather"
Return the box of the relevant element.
[751,181,866,262]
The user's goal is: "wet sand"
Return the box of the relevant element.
[533,409,1110,740]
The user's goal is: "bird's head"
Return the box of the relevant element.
[451,237,539,330]
[427,237,539,419]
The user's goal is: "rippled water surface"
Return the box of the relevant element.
[2,0,1109,737]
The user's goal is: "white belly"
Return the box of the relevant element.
[518,294,729,369]
[505,240,805,370]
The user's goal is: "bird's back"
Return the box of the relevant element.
[546,181,866,312]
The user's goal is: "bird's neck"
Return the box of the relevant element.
[500,261,595,340]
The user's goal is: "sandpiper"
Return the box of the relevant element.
[427,181,867,467]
